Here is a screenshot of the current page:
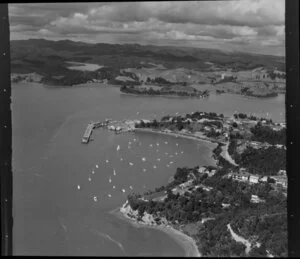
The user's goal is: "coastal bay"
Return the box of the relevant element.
[110,207,201,257]
[12,82,285,255]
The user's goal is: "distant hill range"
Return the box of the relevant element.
[10,39,285,87]
[11,39,285,72]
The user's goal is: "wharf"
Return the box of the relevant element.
[81,119,111,144]
[81,123,94,143]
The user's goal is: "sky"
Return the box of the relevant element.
[9,1,285,56]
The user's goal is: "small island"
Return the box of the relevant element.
[108,111,287,257]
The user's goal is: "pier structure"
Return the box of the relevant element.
[82,122,94,143]
[81,119,112,144]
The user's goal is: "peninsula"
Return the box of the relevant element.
[111,111,287,257]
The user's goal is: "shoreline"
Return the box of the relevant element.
[134,127,224,145]
[109,207,201,257]
[120,91,204,99]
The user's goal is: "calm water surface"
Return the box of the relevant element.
[12,83,285,255]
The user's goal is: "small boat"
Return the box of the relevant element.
[122,189,126,193]
[129,185,133,190]
[117,145,120,151]
[166,164,170,167]
[113,169,116,176]
[128,146,131,149]
[109,177,112,183]
[153,165,157,169]
[165,141,168,144]
[106,160,109,163]
[96,164,99,168]
[92,170,95,174]
[170,155,173,158]
[93,196,98,202]
[88,177,91,182]
[175,152,178,155]
[129,142,132,145]
[157,158,161,161]
[120,158,123,161]
[165,152,168,155]
[149,144,153,147]
[142,157,146,162]
[77,185,81,190]
[169,161,174,164]
[108,194,112,198]
[181,151,184,154]
[143,169,147,172]
[176,143,179,146]
[156,143,159,146]
[113,185,116,189]
[133,138,137,142]
[129,162,134,166]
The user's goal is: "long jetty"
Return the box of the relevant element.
[81,123,94,143]
[81,119,111,144]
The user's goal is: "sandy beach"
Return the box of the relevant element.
[109,208,201,257]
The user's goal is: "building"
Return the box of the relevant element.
[179,179,194,189]
[259,176,268,183]
[249,175,259,184]
[198,167,206,174]
[278,170,286,176]
[251,195,265,203]
[270,176,287,188]
[232,171,249,182]
[222,203,231,208]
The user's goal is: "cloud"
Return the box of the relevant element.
[8,0,285,56]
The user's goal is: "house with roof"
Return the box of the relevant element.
[249,175,259,184]
[251,195,265,203]
[270,176,287,188]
